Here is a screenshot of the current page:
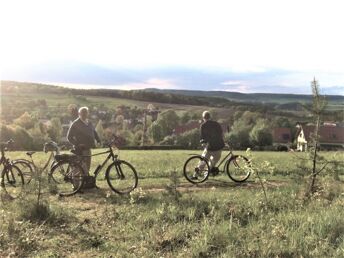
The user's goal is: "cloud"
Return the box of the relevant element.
[52,78,179,91]
[218,80,252,93]
[2,61,343,95]
[220,80,244,86]
[111,78,179,90]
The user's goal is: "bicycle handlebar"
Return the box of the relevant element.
[106,137,118,147]
[200,140,232,150]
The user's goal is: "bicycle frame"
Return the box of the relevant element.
[191,144,235,172]
[41,151,56,171]
[74,146,118,179]
[91,149,116,179]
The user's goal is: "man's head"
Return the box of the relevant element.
[202,111,211,121]
[78,106,89,121]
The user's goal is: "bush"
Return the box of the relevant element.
[277,145,289,151]
[175,128,200,149]
[160,135,177,145]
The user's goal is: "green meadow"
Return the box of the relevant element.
[1,150,343,257]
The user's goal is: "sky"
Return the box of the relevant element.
[1,0,343,95]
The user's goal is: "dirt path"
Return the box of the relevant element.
[143,179,288,193]
[41,179,288,210]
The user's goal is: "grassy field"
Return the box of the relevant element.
[1,92,229,117]
[1,150,343,257]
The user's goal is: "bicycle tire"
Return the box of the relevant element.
[183,155,210,184]
[1,164,24,199]
[226,155,251,183]
[106,160,138,194]
[49,160,85,196]
[12,159,34,184]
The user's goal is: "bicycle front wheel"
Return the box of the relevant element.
[1,164,24,199]
[49,161,85,196]
[226,155,251,183]
[106,160,138,194]
[183,156,210,184]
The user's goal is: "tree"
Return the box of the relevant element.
[133,130,143,146]
[29,123,49,150]
[115,115,125,130]
[13,126,34,150]
[14,112,35,129]
[249,119,273,147]
[293,78,342,198]
[274,117,292,128]
[180,112,191,124]
[104,127,115,142]
[47,118,62,142]
[67,104,78,120]
[116,130,135,146]
[176,128,200,149]
[156,110,179,137]
[0,125,15,142]
[160,135,177,145]
[228,120,251,149]
[148,122,164,143]
[227,111,262,149]
[227,130,250,149]
[209,109,219,121]
[307,78,327,195]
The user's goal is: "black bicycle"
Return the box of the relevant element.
[0,140,25,199]
[183,142,251,184]
[55,138,138,194]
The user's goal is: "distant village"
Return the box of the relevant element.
[31,103,344,152]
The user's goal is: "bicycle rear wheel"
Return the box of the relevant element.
[106,160,138,194]
[183,156,210,184]
[12,159,34,184]
[226,155,251,183]
[49,160,85,196]
[1,164,24,199]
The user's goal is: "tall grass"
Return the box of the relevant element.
[1,151,343,257]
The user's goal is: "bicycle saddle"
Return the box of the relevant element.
[26,151,36,157]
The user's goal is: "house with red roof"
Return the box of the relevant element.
[272,127,292,146]
[296,123,344,151]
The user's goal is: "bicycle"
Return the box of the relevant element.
[18,141,84,197]
[0,140,25,199]
[12,141,60,184]
[61,137,138,194]
[183,142,251,184]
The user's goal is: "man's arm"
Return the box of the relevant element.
[94,129,101,144]
[200,123,207,142]
[217,122,224,137]
[67,123,77,146]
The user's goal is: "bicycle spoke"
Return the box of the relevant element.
[106,161,138,194]
[226,156,251,183]
[1,166,24,199]
[50,162,85,196]
[184,156,209,184]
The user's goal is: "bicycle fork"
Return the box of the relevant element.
[5,167,16,185]
[116,163,125,180]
